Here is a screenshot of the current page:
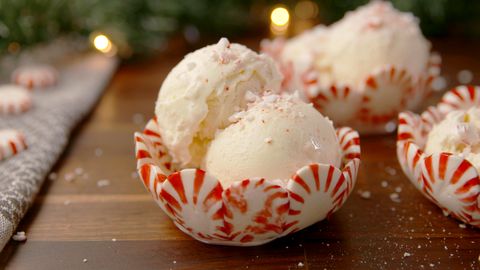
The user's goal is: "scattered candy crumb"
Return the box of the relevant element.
[384,166,397,176]
[64,173,75,182]
[431,76,447,91]
[12,231,26,242]
[97,179,110,187]
[390,193,401,203]
[132,113,145,125]
[457,69,473,84]
[94,148,103,157]
[384,121,396,133]
[74,167,84,175]
[48,172,57,181]
[358,190,371,199]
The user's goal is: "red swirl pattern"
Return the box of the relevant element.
[134,119,361,246]
[397,85,480,228]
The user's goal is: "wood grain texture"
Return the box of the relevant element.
[1,38,479,269]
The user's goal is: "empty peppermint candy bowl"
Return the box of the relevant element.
[397,85,480,228]
[134,118,361,246]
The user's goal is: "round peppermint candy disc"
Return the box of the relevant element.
[0,129,27,160]
[0,84,32,115]
[12,65,58,89]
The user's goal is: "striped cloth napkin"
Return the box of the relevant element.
[0,54,117,250]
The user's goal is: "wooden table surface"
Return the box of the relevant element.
[0,38,479,269]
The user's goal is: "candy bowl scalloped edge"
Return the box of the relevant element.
[134,118,361,246]
[397,85,480,228]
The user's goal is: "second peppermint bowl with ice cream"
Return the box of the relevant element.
[135,38,361,246]
[262,1,441,134]
[397,85,480,228]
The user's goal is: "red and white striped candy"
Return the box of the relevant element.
[12,65,58,90]
[437,85,480,115]
[421,153,480,225]
[337,127,361,163]
[397,85,480,228]
[284,164,347,234]
[0,85,32,115]
[161,169,225,242]
[0,129,27,160]
[223,178,289,244]
[427,52,442,77]
[134,118,361,246]
[420,106,443,136]
[358,65,412,126]
[309,84,361,127]
[284,128,361,235]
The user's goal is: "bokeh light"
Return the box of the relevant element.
[93,34,112,53]
[270,7,290,27]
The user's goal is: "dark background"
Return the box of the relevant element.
[1,0,480,58]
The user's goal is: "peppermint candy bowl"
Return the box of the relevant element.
[397,85,480,228]
[261,39,441,134]
[134,117,361,246]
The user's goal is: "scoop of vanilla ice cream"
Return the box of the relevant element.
[156,38,283,167]
[425,108,480,172]
[205,93,342,187]
[317,1,430,88]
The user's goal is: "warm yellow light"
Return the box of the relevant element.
[93,34,112,53]
[270,7,290,26]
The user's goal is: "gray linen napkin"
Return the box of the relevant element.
[0,54,117,250]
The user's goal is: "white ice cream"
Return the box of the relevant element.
[425,108,480,172]
[155,38,282,167]
[318,1,430,88]
[275,1,430,93]
[205,93,342,187]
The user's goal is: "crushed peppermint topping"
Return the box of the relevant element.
[217,37,230,49]
[212,38,237,64]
